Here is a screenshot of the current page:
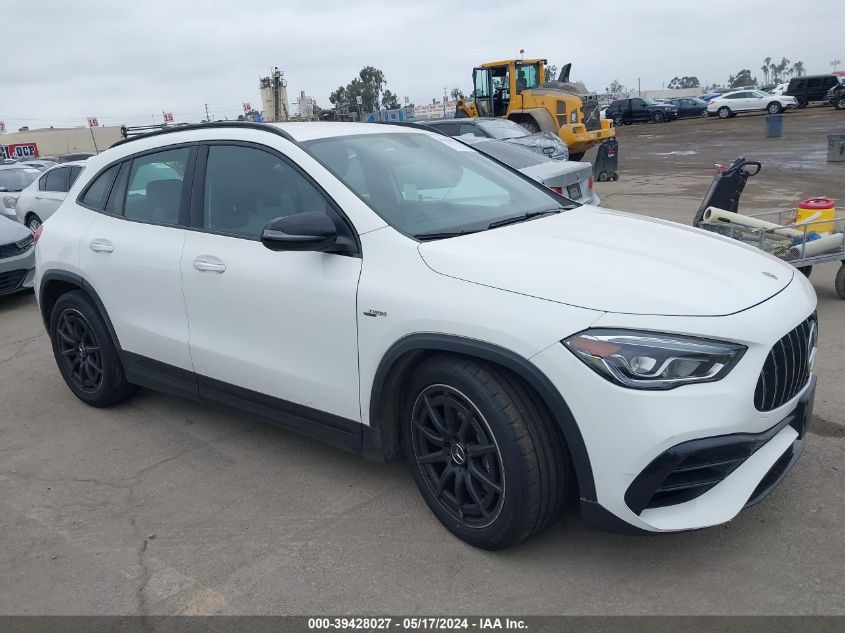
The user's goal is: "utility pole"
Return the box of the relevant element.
[832,59,842,72]
[638,77,641,97]
[443,86,448,116]
[204,103,211,122]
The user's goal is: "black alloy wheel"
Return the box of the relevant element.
[410,384,505,528]
[55,309,104,393]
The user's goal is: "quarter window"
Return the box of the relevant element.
[202,145,331,238]
[124,147,190,224]
[80,164,120,210]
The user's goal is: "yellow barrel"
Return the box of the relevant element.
[794,197,836,234]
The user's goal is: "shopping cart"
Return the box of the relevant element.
[694,159,845,299]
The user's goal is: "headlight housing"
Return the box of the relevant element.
[563,329,746,390]
[3,196,16,209]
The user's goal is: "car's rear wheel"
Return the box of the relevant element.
[25,214,42,231]
[718,106,731,119]
[796,96,808,109]
[49,291,135,407]
[834,97,845,111]
[767,102,783,114]
[403,355,569,550]
[612,114,623,126]
[651,111,665,123]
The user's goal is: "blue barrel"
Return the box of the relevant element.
[765,114,784,138]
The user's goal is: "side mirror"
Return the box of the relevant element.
[261,212,337,252]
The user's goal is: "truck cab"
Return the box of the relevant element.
[462,59,615,160]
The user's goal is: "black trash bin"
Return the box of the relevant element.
[692,157,761,227]
[592,138,618,182]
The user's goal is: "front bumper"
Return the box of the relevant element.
[564,122,615,153]
[0,246,35,295]
[531,273,817,533]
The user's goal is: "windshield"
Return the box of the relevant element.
[0,168,40,192]
[642,98,659,106]
[303,132,567,239]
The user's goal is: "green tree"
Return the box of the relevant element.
[605,79,626,97]
[791,61,805,77]
[450,87,461,101]
[544,64,558,82]
[381,90,399,110]
[667,76,700,89]
[762,56,772,84]
[329,67,389,112]
[728,69,757,88]
[772,57,790,82]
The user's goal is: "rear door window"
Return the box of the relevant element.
[124,147,191,225]
[80,164,120,210]
[44,167,70,192]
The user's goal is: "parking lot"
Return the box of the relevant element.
[1,108,843,615]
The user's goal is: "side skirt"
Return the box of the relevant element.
[122,352,363,453]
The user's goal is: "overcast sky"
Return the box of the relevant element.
[2,1,842,131]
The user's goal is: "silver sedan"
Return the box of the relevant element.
[0,216,35,297]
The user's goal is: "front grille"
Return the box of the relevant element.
[581,100,601,131]
[0,269,28,294]
[754,315,816,411]
[0,235,33,260]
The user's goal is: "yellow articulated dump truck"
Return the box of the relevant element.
[456,59,614,160]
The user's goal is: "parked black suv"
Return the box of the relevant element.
[827,82,845,110]
[785,75,840,108]
[605,98,679,125]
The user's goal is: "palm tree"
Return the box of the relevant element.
[762,57,772,84]
[791,61,804,78]
[777,57,791,82]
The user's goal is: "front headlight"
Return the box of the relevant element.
[563,329,746,390]
[3,196,16,209]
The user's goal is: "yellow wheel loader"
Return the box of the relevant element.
[456,59,614,160]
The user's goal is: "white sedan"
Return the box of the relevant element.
[707,89,797,118]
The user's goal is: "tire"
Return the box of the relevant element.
[835,264,845,300]
[700,109,709,117]
[49,290,136,407]
[598,172,608,182]
[651,111,665,123]
[767,102,783,114]
[796,96,808,109]
[611,172,619,181]
[718,106,731,119]
[834,97,845,111]
[612,114,623,126]
[568,151,585,161]
[799,266,812,278]
[25,214,42,231]
[402,355,569,550]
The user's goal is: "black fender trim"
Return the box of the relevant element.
[580,499,651,535]
[369,333,597,502]
[39,270,123,355]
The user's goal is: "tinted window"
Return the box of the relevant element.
[203,145,331,238]
[105,162,130,215]
[124,147,190,224]
[44,167,70,192]
[38,174,48,191]
[429,122,459,135]
[808,78,820,88]
[80,164,119,209]
[69,166,83,187]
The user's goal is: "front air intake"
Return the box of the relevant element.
[754,315,816,412]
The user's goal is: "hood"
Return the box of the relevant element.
[417,207,794,317]
[507,132,568,160]
[0,215,33,243]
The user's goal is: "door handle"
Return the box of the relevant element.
[193,257,226,273]
[89,239,114,253]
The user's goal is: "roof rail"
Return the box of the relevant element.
[111,121,298,148]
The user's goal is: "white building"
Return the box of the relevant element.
[296,91,318,121]
[413,99,459,120]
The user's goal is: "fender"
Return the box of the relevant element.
[368,333,597,502]
[508,108,558,134]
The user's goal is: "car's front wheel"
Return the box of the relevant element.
[796,96,808,109]
[767,102,783,114]
[49,291,136,407]
[612,114,623,126]
[834,97,845,111]
[718,106,731,119]
[651,111,666,123]
[403,356,569,549]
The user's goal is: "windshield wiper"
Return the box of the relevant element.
[414,229,480,241]
[487,208,563,230]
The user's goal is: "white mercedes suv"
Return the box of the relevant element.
[34,122,818,549]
